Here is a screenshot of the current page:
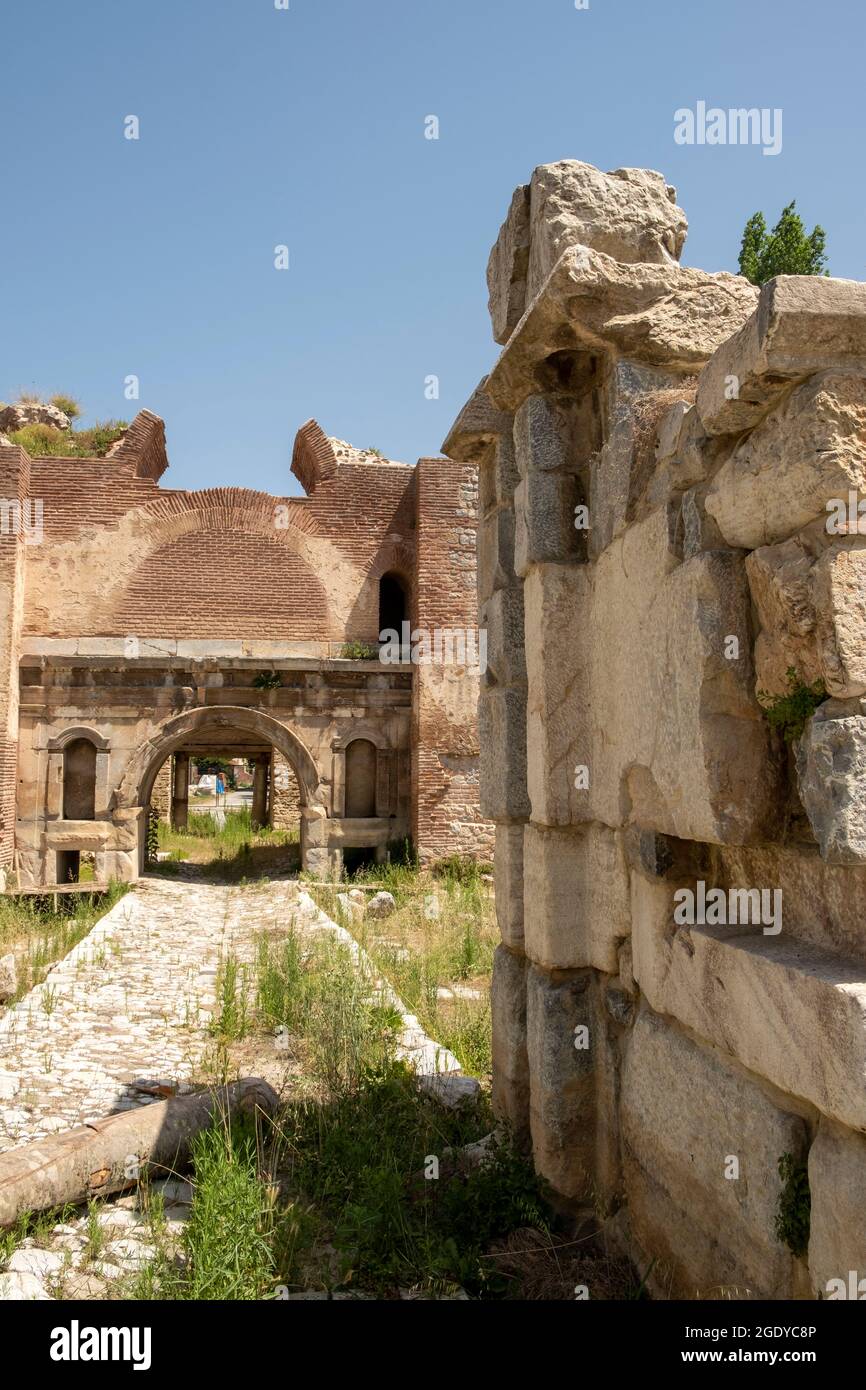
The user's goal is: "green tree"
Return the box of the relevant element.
[738,202,828,285]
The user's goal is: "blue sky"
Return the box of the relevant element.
[2,0,863,496]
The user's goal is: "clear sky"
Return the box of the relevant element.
[2,0,863,496]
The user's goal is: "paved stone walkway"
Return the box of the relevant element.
[0,876,301,1154]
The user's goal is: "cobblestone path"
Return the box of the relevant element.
[0,876,300,1154]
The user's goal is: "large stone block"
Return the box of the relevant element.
[487,163,689,346]
[513,394,573,476]
[514,471,583,577]
[746,538,822,697]
[529,965,621,1209]
[524,563,591,826]
[478,687,530,820]
[523,822,630,973]
[632,873,866,1131]
[480,584,525,689]
[494,822,525,949]
[487,184,531,345]
[526,964,619,1204]
[813,539,866,698]
[441,376,513,464]
[808,1119,866,1297]
[477,505,516,603]
[622,1008,807,1299]
[491,944,530,1141]
[796,702,866,863]
[586,511,778,843]
[697,275,866,438]
[718,842,866,960]
[705,372,866,548]
[589,361,685,559]
[485,246,758,412]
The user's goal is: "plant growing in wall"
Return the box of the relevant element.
[757,667,827,743]
[775,1153,810,1257]
[252,670,281,691]
[339,642,379,661]
[145,808,160,866]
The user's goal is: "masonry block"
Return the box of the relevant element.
[523,822,630,973]
[622,1008,808,1299]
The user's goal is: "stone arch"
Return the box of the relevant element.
[48,726,110,752]
[115,707,329,878]
[115,706,326,813]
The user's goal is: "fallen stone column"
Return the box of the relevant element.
[0,1078,279,1230]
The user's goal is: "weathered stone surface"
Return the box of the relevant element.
[487,162,689,346]
[0,401,71,435]
[441,377,513,463]
[487,184,532,345]
[746,538,822,696]
[524,564,591,826]
[485,245,758,412]
[480,585,525,688]
[632,873,866,1130]
[622,1008,807,1299]
[525,964,619,1205]
[808,1119,866,1297]
[589,361,685,558]
[514,471,583,576]
[366,890,396,920]
[813,540,866,697]
[514,395,573,475]
[697,275,866,438]
[490,944,529,1140]
[523,822,630,973]
[588,511,777,843]
[493,823,525,950]
[796,703,866,863]
[719,842,866,960]
[706,372,866,548]
[477,505,516,603]
[478,688,530,821]
[654,399,691,463]
[0,953,17,1002]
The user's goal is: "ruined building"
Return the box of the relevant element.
[444,160,866,1297]
[0,415,491,886]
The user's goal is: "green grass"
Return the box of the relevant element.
[0,881,129,1005]
[153,808,299,881]
[8,418,128,458]
[311,861,497,1078]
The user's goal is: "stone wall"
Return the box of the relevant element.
[445,159,866,1299]
[271,750,301,830]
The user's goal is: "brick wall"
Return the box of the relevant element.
[413,457,493,863]
[0,445,30,872]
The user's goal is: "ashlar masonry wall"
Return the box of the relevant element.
[445,159,866,1299]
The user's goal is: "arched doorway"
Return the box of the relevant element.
[63,738,97,820]
[345,739,377,818]
[115,706,327,878]
[379,571,408,641]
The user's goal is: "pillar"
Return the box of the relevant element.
[171,752,190,830]
[252,753,269,830]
